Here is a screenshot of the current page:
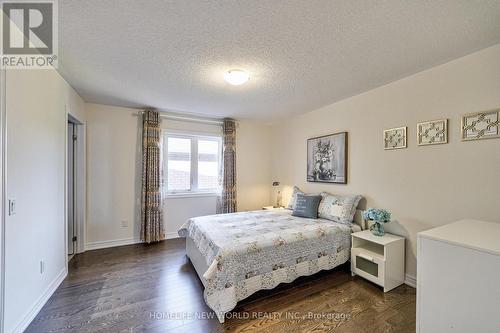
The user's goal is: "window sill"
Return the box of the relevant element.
[165,192,220,199]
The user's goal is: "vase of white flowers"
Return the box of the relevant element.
[312,140,336,181]
[363,208,391,236]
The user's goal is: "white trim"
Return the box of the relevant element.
[84,237,142,251]
[166,192,219,199]
[64,109,69,280]
[404,273,416,288]
[85,234,179,251]
[0,67,6,333]
[165,232,179,240]
[10,268,66,333]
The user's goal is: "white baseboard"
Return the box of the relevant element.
[84,237,141,251]
[11,267,67,333]
[165,232,179,240]
[404,274,416,288]
[85,234,180,251]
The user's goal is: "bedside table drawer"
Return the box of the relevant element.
[351,250,385,286]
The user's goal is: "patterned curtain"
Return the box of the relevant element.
[220,118,237,213]
[140,109,165,243]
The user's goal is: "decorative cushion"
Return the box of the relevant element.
[286,186,304,210]
[318,192,362,224]
[292,193,322,219]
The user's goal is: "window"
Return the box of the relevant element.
[164,133,222,195]
[166,137,191,191]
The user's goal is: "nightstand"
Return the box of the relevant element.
[262,206,285,210]
[351,230,405,292]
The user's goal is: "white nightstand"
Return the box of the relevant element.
[262,206,285,210]
[351,230,405,292]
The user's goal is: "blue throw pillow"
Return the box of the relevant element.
[292,193,322,219]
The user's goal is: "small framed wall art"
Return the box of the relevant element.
[417,119,448,146]
[383,126,407,150]
[461,109,500,141]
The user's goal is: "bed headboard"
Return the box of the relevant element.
[353,209,366,230]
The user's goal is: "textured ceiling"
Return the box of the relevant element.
[58,0,500,121]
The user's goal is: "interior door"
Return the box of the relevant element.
[67,122,75,255]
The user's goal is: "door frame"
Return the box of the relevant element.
[67,121,76,258]
[65,109,85,268]
[0,67,6,333]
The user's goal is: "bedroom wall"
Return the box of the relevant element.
[85,104,141,247]
[85,103,272,247]
[269,43,500,280]
[235,121,272,211]
[3,69,86,333]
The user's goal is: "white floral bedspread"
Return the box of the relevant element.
[178,209,351,321]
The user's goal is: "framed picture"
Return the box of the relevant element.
[461,109,500,141]
[307,132,347,184]
[417,119,448,146]
[384,126,407,150]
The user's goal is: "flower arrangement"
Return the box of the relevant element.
[312,140,336,180]
[363,208,391,236]
[363,208,391,223]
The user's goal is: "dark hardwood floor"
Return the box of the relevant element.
[26,238,415,333]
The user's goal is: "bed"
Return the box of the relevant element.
[178,208,365,323]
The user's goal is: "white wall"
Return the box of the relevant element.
[3,69,85,333]
[236,121,272,211]
[85,104,272,247]
[85,104,141,248]
[163,196,218,238]
[270,44,500,279]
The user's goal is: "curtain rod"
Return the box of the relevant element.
[135,111,225,125]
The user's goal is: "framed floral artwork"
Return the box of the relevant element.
[307,132,347,184]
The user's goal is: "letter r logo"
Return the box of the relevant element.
[2,2,53,54]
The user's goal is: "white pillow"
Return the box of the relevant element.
[318,192,362,224]
[286,186,304,210]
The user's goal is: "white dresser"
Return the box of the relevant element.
[417,220,500,333]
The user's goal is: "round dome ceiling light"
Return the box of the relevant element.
[224,69,250,85]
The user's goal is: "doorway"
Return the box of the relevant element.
[67,121,77,257]
[67,114,83,260]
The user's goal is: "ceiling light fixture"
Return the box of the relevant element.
[224,69,249,85]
